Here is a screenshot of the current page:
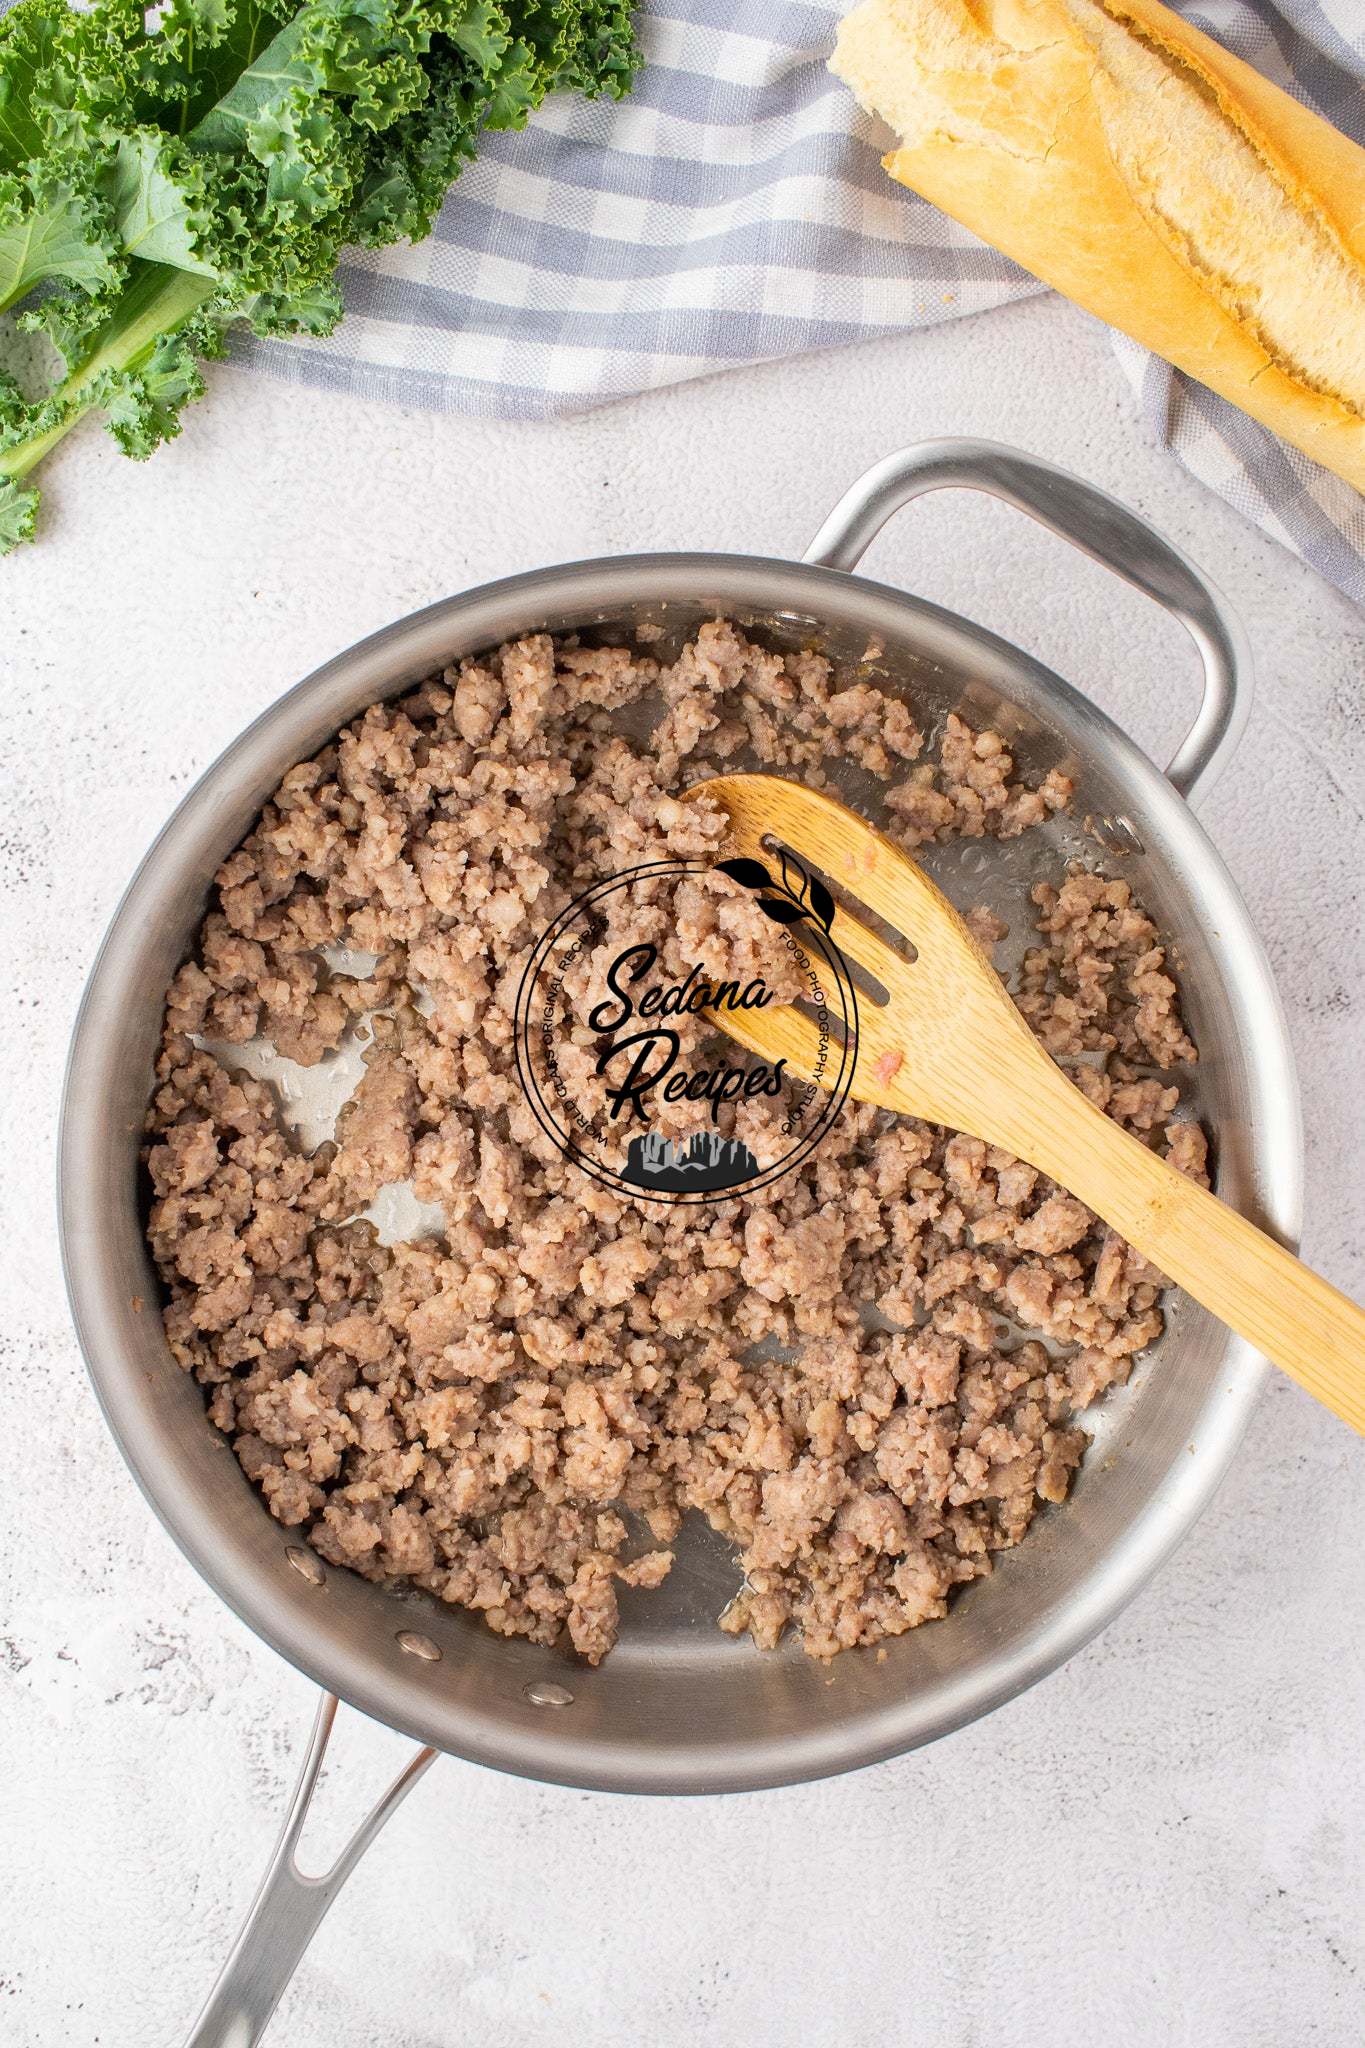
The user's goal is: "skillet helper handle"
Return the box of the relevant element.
[1008,1071,1365,1438]
[803,437,1251,804]
[183,1693,436,2048]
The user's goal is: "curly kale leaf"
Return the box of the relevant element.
[574,0,639,98]
[246,272,343,334]
[95,317,227,457]
[0,472,38,546]
[0,0,641,550]
[133,0,298,134]
[0,0,142,307]
[0,4,67,169]
[105,130,220,273]
[0,1,141,169]
[349,34,523,243]
[0,161,122,304]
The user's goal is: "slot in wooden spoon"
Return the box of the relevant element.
[690,772,1365,1438]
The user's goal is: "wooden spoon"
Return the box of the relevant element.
[690,772,1365,1437]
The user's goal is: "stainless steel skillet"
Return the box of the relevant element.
[58,440,1301,2043]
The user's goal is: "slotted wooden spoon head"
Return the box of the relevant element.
[688,774,1365,1442]
[689,772,1056,1153]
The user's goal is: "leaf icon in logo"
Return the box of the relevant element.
[778,850,836,934]
[757,895,808,926]
[716,856,774,892]
[778,849,809,908]
[808,875,835,934]
[716,849,835,935]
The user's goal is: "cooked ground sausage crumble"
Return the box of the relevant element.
[144,621,1207,1664]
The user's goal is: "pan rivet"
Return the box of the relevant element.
[286,1547,326,1588]
[397,1630,442,1663]
[524,1681,574,1708]
[1089,813,1146,857]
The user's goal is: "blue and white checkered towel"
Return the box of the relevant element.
[229,3,1365,605]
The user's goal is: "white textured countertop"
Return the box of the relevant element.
[4,292,1364,2047]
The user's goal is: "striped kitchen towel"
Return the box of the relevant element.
[244,0,1364,606]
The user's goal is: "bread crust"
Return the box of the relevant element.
[832,0,1365,489]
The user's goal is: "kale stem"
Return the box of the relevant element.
[0,265,218,484]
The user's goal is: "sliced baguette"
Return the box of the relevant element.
[831,0,1365,490]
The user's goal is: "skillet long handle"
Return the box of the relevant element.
[1012,1078,1365,1437]
[184,1693,436,2047]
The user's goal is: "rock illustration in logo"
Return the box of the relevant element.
[622,1129,762,1193]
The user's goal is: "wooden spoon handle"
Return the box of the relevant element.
[1014,1080,1365,1436]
